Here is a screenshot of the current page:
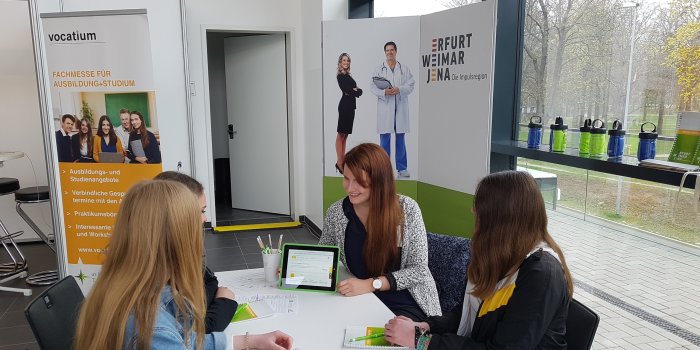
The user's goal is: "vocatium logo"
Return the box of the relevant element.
[48,30,97,42]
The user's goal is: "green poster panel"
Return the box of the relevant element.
[104,92,150,127]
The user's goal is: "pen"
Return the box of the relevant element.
[256,236,265,251]
[350,333,385,342]
[278,234,283,250]
[268,234,273,251]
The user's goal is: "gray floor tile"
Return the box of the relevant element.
[0,342,39,350]
[0,326,36,346]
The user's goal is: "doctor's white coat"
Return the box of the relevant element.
[369,61,415,134]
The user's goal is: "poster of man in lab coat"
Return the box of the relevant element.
[369,41,415,178]
[322,16,420,180]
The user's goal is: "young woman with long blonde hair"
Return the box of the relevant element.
[74,180,292,349]
[384,171,573,349]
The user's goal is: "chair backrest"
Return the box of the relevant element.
[25,276,85,350]
[426,232,471,314]
[566,298,600,350]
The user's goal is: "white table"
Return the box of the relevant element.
[217,268,397,350]
[0,151,24,167]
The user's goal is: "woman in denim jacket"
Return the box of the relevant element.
[74,180,293,349]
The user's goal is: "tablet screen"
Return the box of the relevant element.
[279,243,340,292]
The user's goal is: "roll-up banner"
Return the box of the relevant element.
[41,10,162,292]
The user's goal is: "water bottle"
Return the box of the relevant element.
[579,118,592,154]
[527,116,543,149]
[549,117,568,152]
[589,119,607,158]
[637,122,658,162]
[607,120,625,159]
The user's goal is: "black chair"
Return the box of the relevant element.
[426,232,471,314]
[25,276,84,350]
[566,298,600,350]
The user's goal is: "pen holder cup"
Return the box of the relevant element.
[262,249,281,284]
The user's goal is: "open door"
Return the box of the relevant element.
[224,34,290,215]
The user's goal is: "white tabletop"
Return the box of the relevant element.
[0,151,24,164]
[217,268,396,350]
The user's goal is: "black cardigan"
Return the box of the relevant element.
[203,266,238,333]
[426,250,570,349]
[337,73,362,112]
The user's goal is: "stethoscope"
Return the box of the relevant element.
[380,61,404,78]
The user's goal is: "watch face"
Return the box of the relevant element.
[372,279,382,289]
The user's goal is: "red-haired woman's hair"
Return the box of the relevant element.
[344,143,402,277]
[468,171,573,299]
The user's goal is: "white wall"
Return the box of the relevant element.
[323,0,347,20]
[0,0,52,242]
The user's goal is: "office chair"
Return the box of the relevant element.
[25,276,84,350]
[426,232,471,314]
[565,298,600,350]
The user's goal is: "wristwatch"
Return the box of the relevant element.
[372,278,383,291]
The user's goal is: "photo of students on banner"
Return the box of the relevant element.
[53,91,161,164]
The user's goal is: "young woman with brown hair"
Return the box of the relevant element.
[71,118,94,162]
[320,143,441,321]
[127,111,161,164]
[74,180,293,349]
[93,115,125,162]
[384,170,573,349]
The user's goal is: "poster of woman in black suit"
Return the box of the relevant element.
[335,53,362,173]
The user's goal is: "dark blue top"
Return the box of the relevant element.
[101,137,117,152]
[342,197,418,308]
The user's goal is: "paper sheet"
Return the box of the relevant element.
[238,294,299,314]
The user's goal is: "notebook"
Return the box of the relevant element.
[372,76,392,90]
[668,112,700,165]
[230,301,274,323]
[129,139,146,158]
[343,326,407,349]
[98,152,124,163]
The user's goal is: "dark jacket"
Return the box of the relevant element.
[426,250,570,349]
[127,131,161,164]
[337,73,362,112]
[204,266,238,333]
[71,134,94,162]
[55,130,74,162]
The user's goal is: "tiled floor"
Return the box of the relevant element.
[2,210,700,349]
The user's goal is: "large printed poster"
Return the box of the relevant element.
[42,10,162,291]
[322,17,421,179]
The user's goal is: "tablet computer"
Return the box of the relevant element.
[99,152,124,163]
[279,243,340,293]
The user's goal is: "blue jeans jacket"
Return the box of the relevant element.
[124,285,228,349]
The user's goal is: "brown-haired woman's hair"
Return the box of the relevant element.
[337,53,351,75]
[344,143,402,277]
[130,111,150,148]
[467,171,573,299]
[154,171,204,197]
[96,115,118,147]
[74,180,205,349]
[77,118,94,157]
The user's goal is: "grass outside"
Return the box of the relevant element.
[518,158,700,246]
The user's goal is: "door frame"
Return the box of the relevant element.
[199,25,297,227]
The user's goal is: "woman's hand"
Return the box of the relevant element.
[249,330,293,350]
[384,316,419,348]
[337,278,373,297]
[135,156,147,163]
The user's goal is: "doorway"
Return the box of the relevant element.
[206,31,292,226]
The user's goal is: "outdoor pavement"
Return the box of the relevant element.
[549,209,700,349]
